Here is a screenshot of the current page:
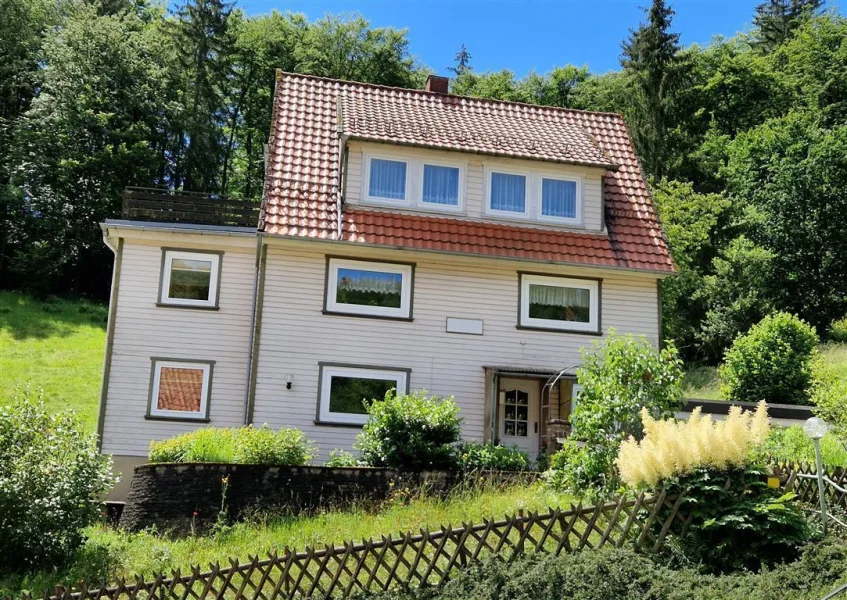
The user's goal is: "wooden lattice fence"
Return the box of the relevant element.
[777,460,847,511]
[34,491,688,600]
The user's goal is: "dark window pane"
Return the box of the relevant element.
[516,422,528,437]
[516,406,528,421]
[329,376,396,415]
[517,391,528,405]
[505,405,516,419]
[169,259,212,300]
[528,283,590,323]
[505,421,516,436]
[336,268,402,308]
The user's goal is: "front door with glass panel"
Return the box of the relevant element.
[498,378,539,455]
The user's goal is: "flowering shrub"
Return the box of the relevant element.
[148,425,315,465]
[719,312,818,405]
[355,391,462,471]
[616,401,770,487]
[0,392,115,570]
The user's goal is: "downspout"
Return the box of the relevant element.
[96,230,123,451]
[242,234,263,424]
[336,95,348,240]
[489,371,499,443]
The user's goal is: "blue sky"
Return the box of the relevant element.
[236,0,842,76]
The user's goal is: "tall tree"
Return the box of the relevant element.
[448,43,472,75]
[620,0,685,180]
[753,0,824,51]
[168,0,236,192]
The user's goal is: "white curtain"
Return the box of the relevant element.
[338,269,402,293]
[422,164,459,205]
[490,172,526,212]
[529,284,589,308]
[541,178,577,218]
[369,159,406,199]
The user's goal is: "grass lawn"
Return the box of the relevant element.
[1,482,574,597]
[682,343,847,401]
[0,291,107,432]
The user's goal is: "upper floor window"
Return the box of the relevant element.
[362,152,465,212]
[485,165,583,225]
[489,172,527,215]
[324,257,414,320]
[421,164,460,207]
[519,273,600,333]
[147,358,213,421]
[368,158,408,201]
[159,249,221,309]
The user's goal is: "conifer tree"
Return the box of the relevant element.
[753,0,824,51]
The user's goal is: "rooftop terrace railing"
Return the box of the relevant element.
[122,187,260,229]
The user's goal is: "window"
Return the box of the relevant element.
[367,158,408,201]
[519,274,600,333]
[421,164,460,207]
[159,250,221,308]
[325,258,414,319]
[541,178,578,221]
[489,171,527,214]
[148,359,213,420]
[318,364,410,425]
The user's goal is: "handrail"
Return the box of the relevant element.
[795,473,847,495]
[821,582,847,600]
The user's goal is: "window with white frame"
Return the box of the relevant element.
[519,274,600,333]
[148,359,213,420]
[318,364,409,425]
[362,153,465,212]
[367,157,408,202]
[325,258,414,319]
[540,177,579,222]
[159,249,221,308]
[421,163,460,207]
[488,171,528,215]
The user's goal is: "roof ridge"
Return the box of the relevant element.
[276,70,628,120]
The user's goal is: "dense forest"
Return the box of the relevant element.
[1,0,845,363]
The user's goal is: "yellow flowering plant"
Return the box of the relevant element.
[616,401,770,488]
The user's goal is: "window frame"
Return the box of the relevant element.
[323,257,415,320]
[146,357,214,422]
[484,166,531,218]
[418,160,465,212]
[363,153,412,206]
[316,362,411,426]
[158,248,223,309]
[536,174,583,226]
[518,272,601,334]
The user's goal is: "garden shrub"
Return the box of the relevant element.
[456,442,531,472]
[325,449,359,468]
[829,316,847,343]
[810,354,847,440]
[719,312,818,405]
[759,425,847,468]
[545,332,684,497]
[617,404,811,573]
[0,393,115,570]
[148,426,315,465]
[355,391,462,471]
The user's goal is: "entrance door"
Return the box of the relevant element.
[498,378,539,455]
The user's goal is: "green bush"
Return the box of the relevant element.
[659,464,812,573]
[325,449,360,468]
[456,442,531,472]
[719,312,818,405]
[361,539,847,600]
[545,332,684,497]
[759,425,847,468]
[0,393,115,570]
[828,316,847,343]
[355,391,462,471]
[810,355,847,440]
[148,426,315,465]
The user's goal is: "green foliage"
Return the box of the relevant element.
[660,465,812,573]
[759,425,847,467]
[147,425,316,465]
[355,391,462,471]
[456,442,531,472]
[719,312,818,405]
[325,449,359,468]
[362,539,847,600]
[0,391,115,570]
[546,333,684,496]
[829,316,847,343]
[753,0,824,51]
[810,354,847,439]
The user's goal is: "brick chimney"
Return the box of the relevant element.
[425,75,450,94]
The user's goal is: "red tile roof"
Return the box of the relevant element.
[263,72,674,273]
[157,367,203,413]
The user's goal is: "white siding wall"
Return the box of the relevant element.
[253,241,659,460]
[101,236,255,457]
[345,141,605,232]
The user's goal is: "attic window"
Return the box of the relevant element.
[367,157,408,201]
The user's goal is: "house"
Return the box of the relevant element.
[98,73,675,498]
